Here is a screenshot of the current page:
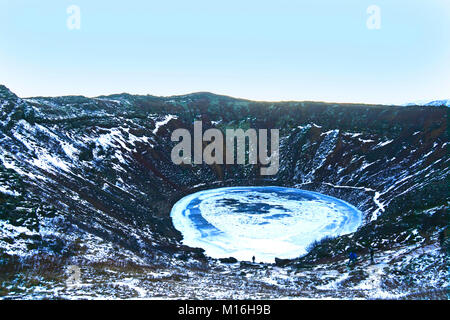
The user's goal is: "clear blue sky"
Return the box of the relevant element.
[1,0,449,104]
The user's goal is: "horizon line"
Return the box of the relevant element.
[2,84,448,107]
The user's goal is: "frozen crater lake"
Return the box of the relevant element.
[170,186,362,263]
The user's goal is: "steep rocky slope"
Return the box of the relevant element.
[0,85,448,299]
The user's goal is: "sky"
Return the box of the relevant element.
[1,0,449,104]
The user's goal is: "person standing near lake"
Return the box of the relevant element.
[369,247,375,265]
[348,251,357,267]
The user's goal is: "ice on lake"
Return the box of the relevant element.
[170,186,362,263]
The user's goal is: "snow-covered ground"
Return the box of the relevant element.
[171,187,362,262]
[1,239,446,300]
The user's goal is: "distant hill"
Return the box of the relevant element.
[404,99,450,107]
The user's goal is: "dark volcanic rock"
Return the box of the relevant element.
[0,85,448,267]
[219,257,238,264]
